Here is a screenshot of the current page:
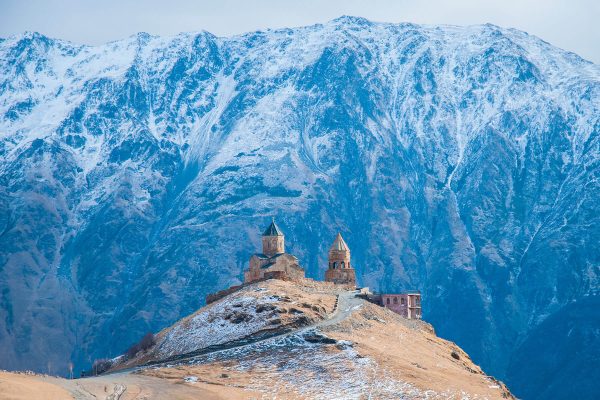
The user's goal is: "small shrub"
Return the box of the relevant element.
[303,332,337,344]
[139,332,156,351]
[232,313,252,324]
[256,304,277,313]
[126,343,141,359]
[126,332,156,359]
[295,315,311,325]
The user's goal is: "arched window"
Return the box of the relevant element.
[393,297,398,304]
[341,261,345,269]
[401,298,405,305]
[333,262,337,269]
[386,298,390,305]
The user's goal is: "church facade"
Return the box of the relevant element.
[243,219,305,283]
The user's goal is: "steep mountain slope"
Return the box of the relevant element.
[505,294,600,400]
[0,17,598,398]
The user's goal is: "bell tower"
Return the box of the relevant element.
[325,233,356,286]
[328,233,351,270]
[262,218,285,256]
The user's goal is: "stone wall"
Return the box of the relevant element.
[245,253,304,284]
[262,235,284,256]
[325,268,356,287]
[206,284,246,304]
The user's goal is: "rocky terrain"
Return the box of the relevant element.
[0,16,598,398]
[0,279,513,399]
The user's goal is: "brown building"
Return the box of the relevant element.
[244,219,305,283]
[380,293,422,319]
[324,233,357,287]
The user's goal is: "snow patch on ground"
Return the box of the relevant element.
[158,329,479,400]
[157,294,281,358]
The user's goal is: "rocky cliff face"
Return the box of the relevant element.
[0,17,598,398]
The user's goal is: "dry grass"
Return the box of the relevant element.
[136,281,513,399]
[322,302,514,398]
[0,371,72,400]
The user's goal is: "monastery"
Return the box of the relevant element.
[243,219,357,287]
[209,219,421,320]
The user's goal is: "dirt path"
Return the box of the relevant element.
[316,290,363,328]
[39,372,249,400]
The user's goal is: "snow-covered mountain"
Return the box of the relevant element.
[0,16,598,399]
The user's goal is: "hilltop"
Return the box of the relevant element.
[1,279,513,399]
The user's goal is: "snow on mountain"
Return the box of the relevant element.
[0,16,598,399]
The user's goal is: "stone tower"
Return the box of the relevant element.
[262,218,285,256]
[325,233,357,287]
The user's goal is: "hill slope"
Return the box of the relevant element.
[0,280,513,399]
[0,17,598,398]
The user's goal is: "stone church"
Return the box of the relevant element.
[243,220,357,288]
[244,219,305,283]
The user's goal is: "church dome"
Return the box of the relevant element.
[262,219,284,236]
[330,233,350,252]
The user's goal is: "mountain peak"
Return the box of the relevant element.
[2,30,53,47]
[19,30,48,40]
[330,15,373,26]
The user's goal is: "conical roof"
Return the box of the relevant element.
[330,233,350,251]
[262,219,284,236]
